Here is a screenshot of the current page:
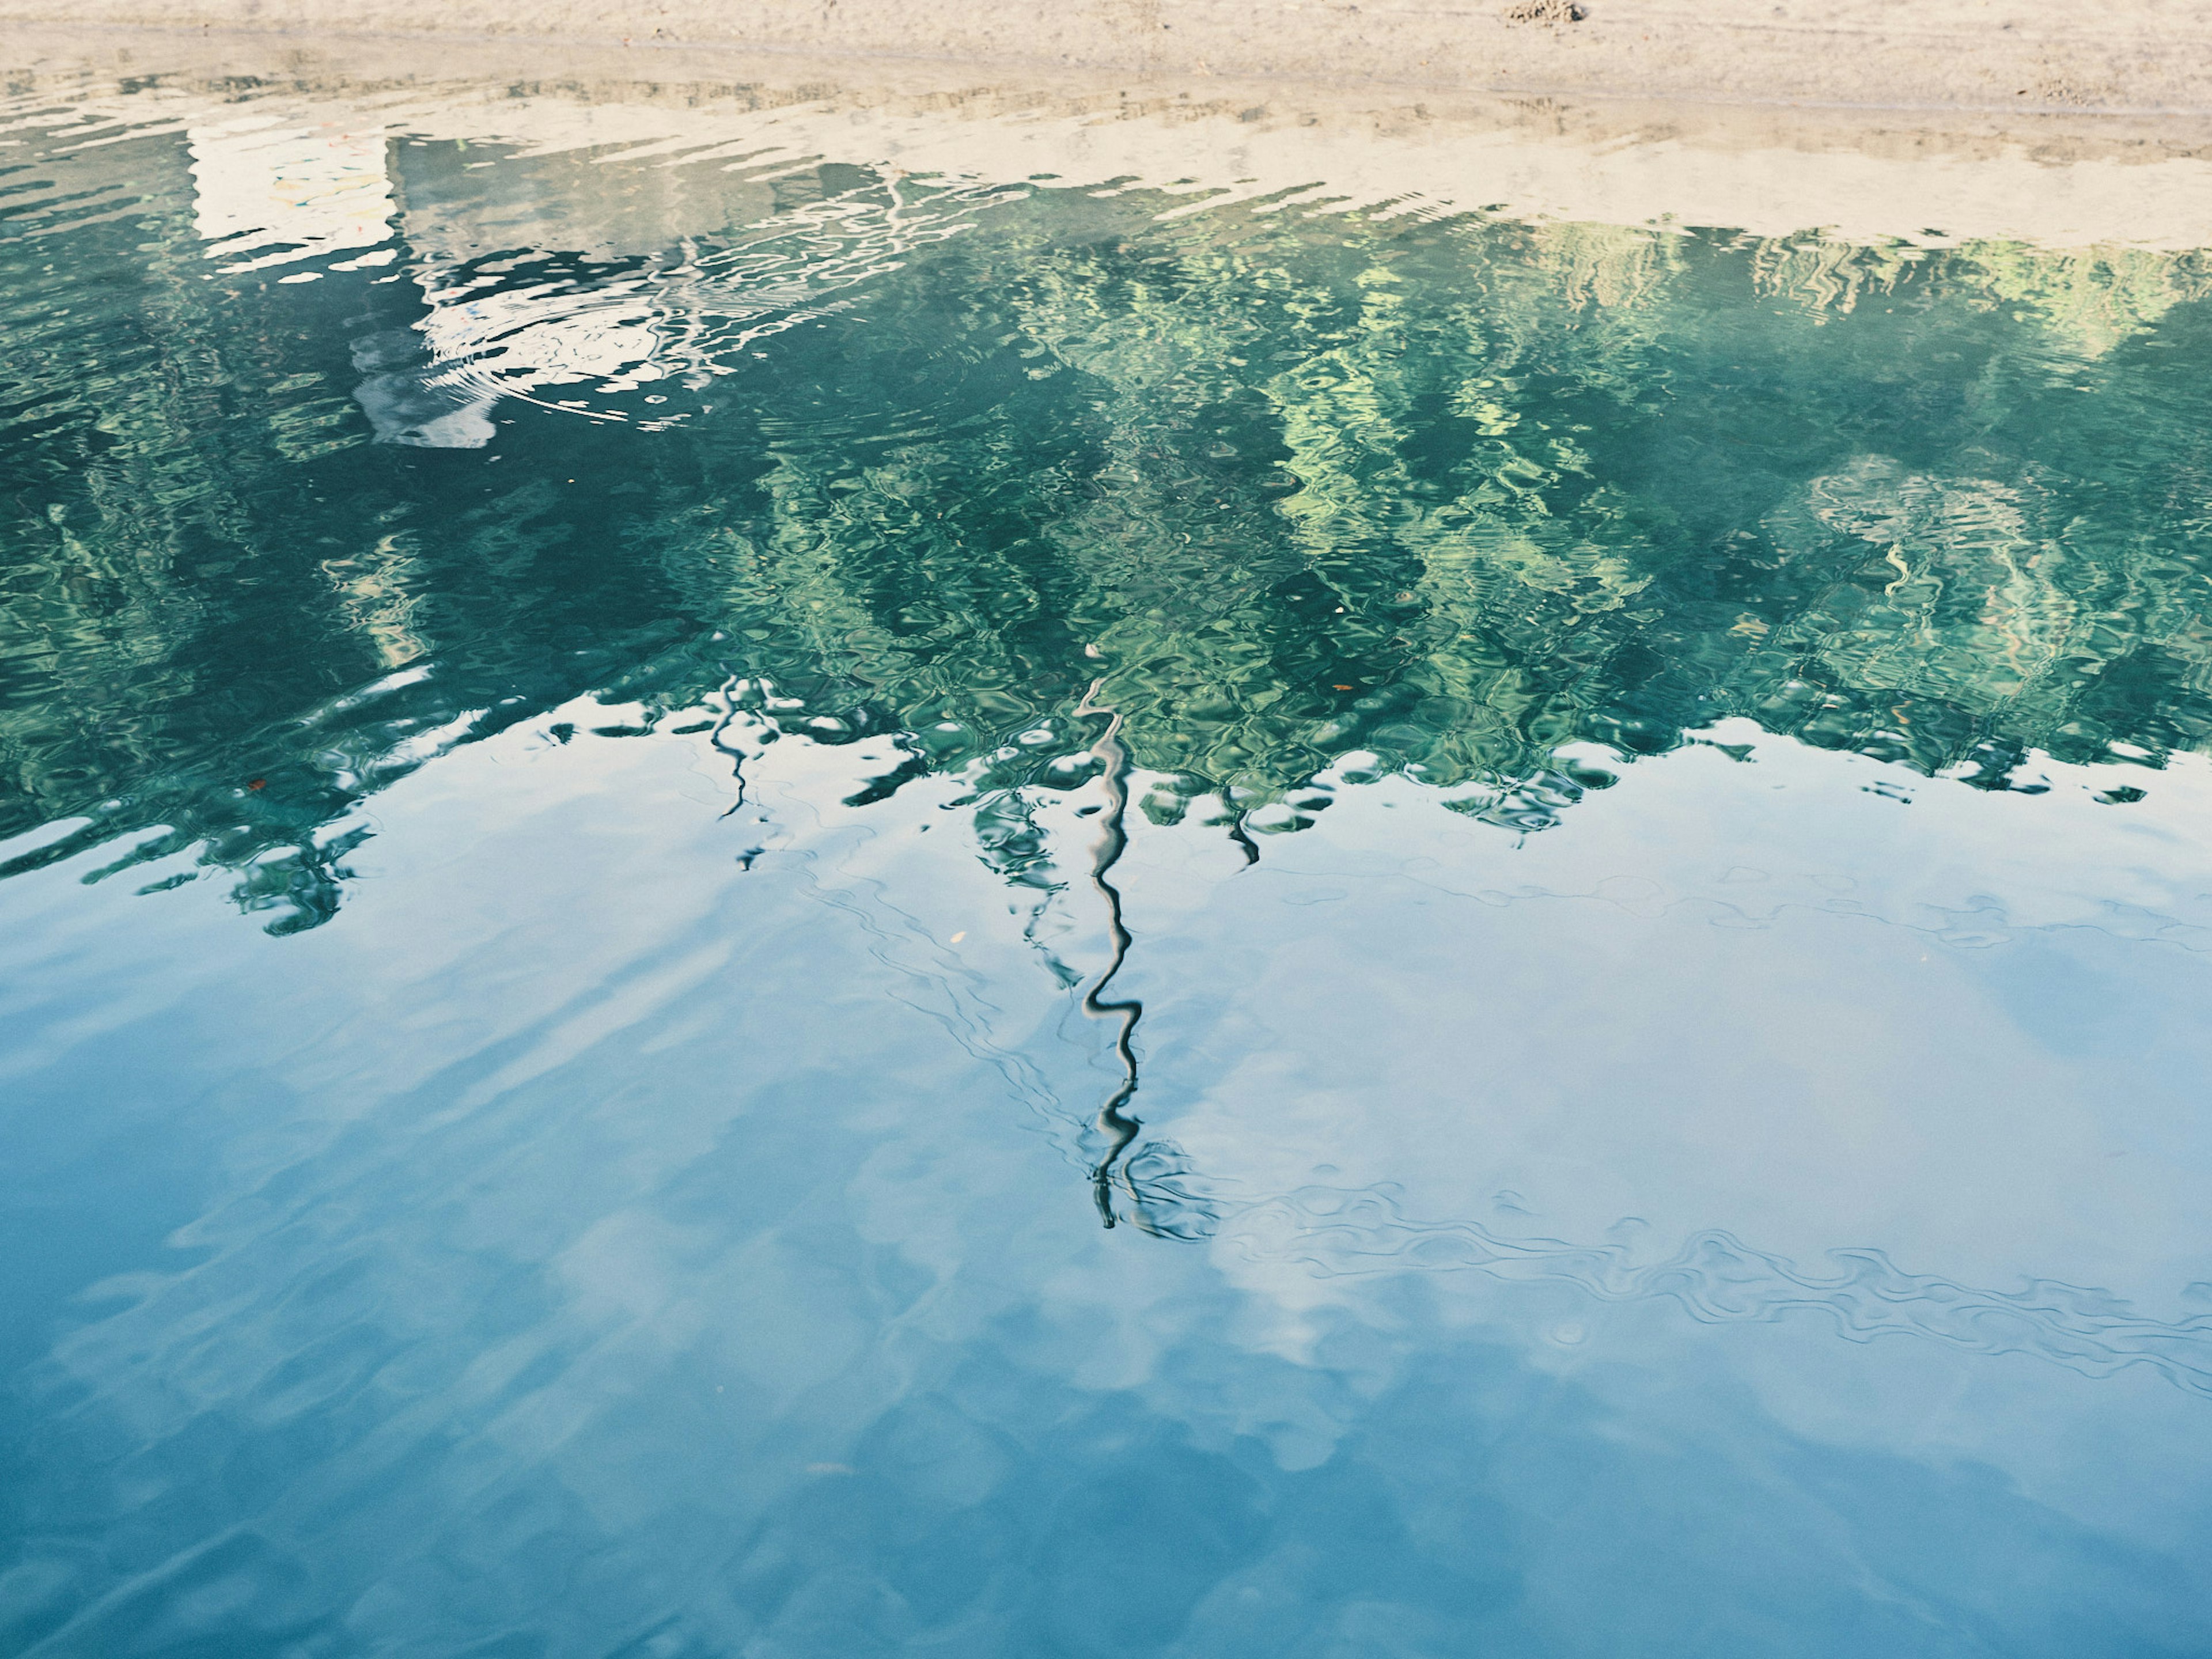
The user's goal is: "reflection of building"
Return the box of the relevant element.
[0,96,429,895]
[187,109,396,273]
[366,133,1025,447]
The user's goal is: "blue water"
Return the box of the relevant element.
[5,75,2212,1656]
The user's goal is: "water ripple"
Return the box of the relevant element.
[1228,1185,2212,1397]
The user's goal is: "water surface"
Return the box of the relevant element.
[5,76,2212,1657]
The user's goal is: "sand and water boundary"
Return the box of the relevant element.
[2,3,2210,250]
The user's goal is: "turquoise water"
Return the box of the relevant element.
[6,78,2212,1656]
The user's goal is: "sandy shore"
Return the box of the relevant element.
[6,1,2212,116]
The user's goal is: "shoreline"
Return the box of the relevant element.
[5,16,2211,251]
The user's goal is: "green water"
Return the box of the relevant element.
[10,113,2211,919]
[4,79,2212,1657]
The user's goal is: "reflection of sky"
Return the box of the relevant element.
[1179,722,2212,1304]
[5,696,2210,1653]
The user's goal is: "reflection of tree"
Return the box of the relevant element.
[1051,676,1212,1238]
[6,118,2212,933]
[1071,680,1147,1229]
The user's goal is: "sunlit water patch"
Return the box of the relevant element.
[5,71,2212,1658]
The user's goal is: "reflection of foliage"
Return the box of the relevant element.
[1956,243,2212,358]
[5,117,2212,930]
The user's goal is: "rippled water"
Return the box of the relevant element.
[6,73,2212,1656]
